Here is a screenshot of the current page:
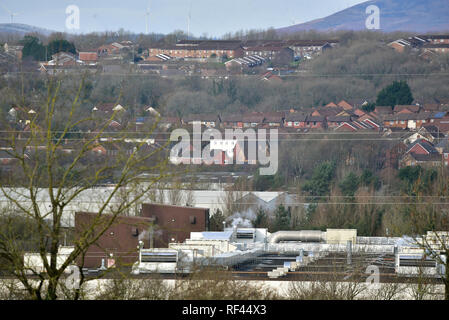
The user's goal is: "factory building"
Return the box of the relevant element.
[72,204,209,269]
[141,204,210,248]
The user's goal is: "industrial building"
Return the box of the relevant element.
[131,228,448,282]
[22,199,448,283]
[73,204,209,269]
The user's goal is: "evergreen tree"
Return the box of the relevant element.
[376,81,414,108]
[46,39,77,59]
[339,172,360,200]
[272,205,291,231]
[21,36,46,61]
[302,161,336,199]
[209,209,226,231]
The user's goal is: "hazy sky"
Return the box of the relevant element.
[0,0,367,36]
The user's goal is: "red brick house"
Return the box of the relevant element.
[306,116,326,129]
[405,139,439,156]
[221,113,265,129]
[284,113,308,128]
[327,116,353,129]
[148,40,244,60]
[400,153,442,168]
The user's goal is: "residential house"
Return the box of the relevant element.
[400,139,442,168]
[97,43,124,58]
[373,106,393,116]
[402,129,434,145]
[419,35,449,44]
[244,46,294,63]
[148,40,244,60]
[225,55,265,72]
[78,52,98,65]
[326,116,353,129]
[388,36,427,53]
[393,105,421,114]
[422,43,449,54]
[92,103,126,115]
[284,113,308,128]
[382,113,420,129]
[400,152,442,168]
[335,119,380,132]
[182,114,220,128]
[305,116,326,129]
[262,112,285,128]
[221,113,265,129]
[40,52,99,74]
[337,100,354,111]
[311,107,343,122]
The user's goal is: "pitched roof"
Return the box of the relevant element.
[337,100,353,110]
[394,105,421,113]
[79,52,98,61]
[307,116,325,122]
[285,113,308,122]
[406,139,439,155]
[327,115,352,122]
[374,106,393,114]
[93,103,125,113]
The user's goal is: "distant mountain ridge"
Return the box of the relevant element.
[277,0,449,34]
[0,23,55,36]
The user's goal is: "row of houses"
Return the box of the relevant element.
[146,39,338,63]
[388,34,449,57]
[89,99,449,135]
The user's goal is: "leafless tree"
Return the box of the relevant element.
[0,76,170,300]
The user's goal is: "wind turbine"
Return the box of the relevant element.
[187,0,192,40]
[145,0,151,34]
[1,4,19,23]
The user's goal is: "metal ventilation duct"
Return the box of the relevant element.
[268,231,326,244]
